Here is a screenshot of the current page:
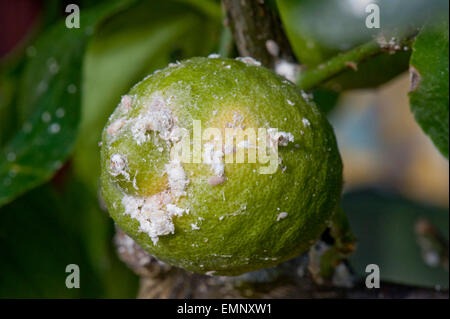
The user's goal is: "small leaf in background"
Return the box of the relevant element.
[409,20,449,159]
[276,0,447,90]
[73,0,220,193]
[0,0,135,208]
[344,189,449,289]
[276,0,448,55]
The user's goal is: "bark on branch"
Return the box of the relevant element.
[222,0,295,68]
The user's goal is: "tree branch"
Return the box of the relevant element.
[115,229,448,299]
[222,0,295,68]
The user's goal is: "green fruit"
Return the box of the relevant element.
[100,56,342,275]
[277,0,410,90]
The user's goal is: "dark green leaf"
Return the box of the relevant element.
[276,0,445,90]
[276,0,448,56]
[0,176,138,298]
[409,20,449,158]
[312,88,340,114]
[59,178,138,298]
[344,189,449,289]
[0,185,103,298]
[0,0,135,208]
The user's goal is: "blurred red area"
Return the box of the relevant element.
[0,0,42,58]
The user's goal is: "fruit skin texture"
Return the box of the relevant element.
[100,57,342,276]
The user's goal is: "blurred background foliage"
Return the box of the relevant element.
[0,0,448,297]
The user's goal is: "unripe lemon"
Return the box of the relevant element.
[100,56,342,276]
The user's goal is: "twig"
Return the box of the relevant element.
[296,41,382,90]
[296,35,415,90]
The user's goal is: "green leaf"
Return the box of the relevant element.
[0,185,103,298]
[276,0,448,57]
[0,177,138,298]
[409,20,449,158]
[73,0,220,193]
[276,0,446,90]
[344,189,449,289]
[0,0,135,208]
[312,88,340,114]
[59,177,139,298]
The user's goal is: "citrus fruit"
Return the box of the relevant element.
[100,56,342,275]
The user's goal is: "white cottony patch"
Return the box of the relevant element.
[276,212,288,221]
[131,97,174,145]
[122,192,187,245]
[167,127,186,143]
[165,160,189,198]
[236,56,262,67]
[208,53,221,59]
[110,154,130,180]
[122,195,144,219]
[267,128,294,147]
[120,95,133,111]
[191,222,200,230]
[168,61,181,67]
[302,118,311,127]
[203,142,225,176]
[129,94,185,147]
[300,91,312,102]
[275,60,298,82]
[107,118,126,135]
[166,204,185,217]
